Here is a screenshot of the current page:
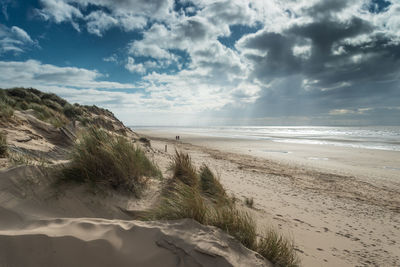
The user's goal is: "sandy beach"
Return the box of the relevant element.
[138,128,400,267]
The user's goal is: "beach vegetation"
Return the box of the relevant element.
[63,103,83,120]
[0,87,127,131]
[26,102,68,127]
[256,228,300,267]
[0,100,14,120]
[199,164,227,202]
[139,137,151,146]
[9,151,35,166]
[210,206,257,249]
[245,197,254,208]
[152,181,209,223]
[169,150,198,187]
[150,151,300,266]
[60,127,162,197]
[0,132,7,157]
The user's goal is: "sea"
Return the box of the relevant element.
[133,126,400,152]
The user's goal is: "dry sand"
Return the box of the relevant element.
[0,165,269,267]
[138,129,400,267]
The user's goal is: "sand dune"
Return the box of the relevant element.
[0,214,268,267]
[0,165,270,267]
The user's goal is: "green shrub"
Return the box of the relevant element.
[170,150,198,187]
[60,127,161,196]
[0,132,7,157]
[256,228,300,267]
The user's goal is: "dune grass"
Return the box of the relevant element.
[60,127,162,197]
[257,228,299,267]
[0,132,7,157]
[150,150,300,267]
[199,165,227,201]
[210,206,257,249]
[27,102,68,128]
[0,100,14,120]
[169,150,198,187]
[0,87,129,131]
[245,197,254,208]
[152,181,209,223]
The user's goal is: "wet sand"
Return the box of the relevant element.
[138,128,400,267]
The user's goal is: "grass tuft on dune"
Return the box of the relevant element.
[0,131,7,157]
[169,150,198,187]
[199,164,227,202]
[257,228,299,267]
[60,127,161,197]
[153,181,209,223]
[151,151,300,267]
[210,205,257,249]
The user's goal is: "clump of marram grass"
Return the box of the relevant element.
[27,102,68,128]
[210,206,257,249]
[256,228,300,267]
[169,150,198,187]
[0,100,14,120]
[199,165,227,201]
[60,127,161,197]
[0,132,7,157]
[245,197,254,208]
[150,151,300,267]
[151,181,209,224]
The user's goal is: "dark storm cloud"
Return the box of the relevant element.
[242,32,301,77]
[303,0,349,18]
[234,0,400,124]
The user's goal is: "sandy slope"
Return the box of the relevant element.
[0,165,270,267]
[139,130,400,267]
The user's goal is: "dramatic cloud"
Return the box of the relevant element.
[2,0,400,125]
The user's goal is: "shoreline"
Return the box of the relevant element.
[139,129,400,267]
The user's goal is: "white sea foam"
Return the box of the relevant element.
[133,126,400,151]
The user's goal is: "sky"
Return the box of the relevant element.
[0,0,399,126]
